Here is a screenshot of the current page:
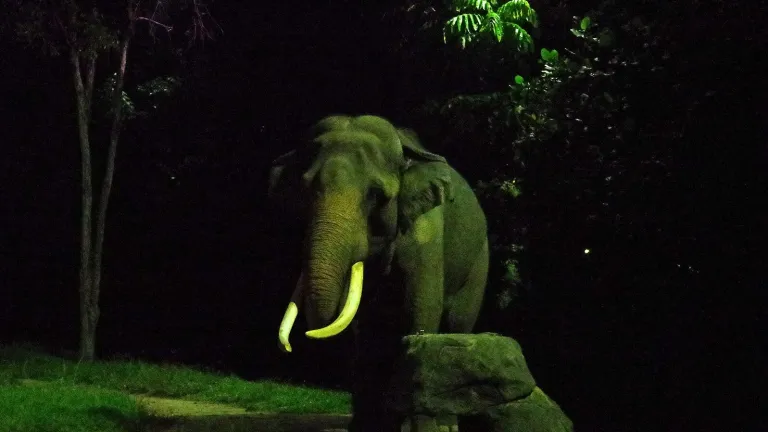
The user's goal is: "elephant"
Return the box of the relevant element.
[269,115,489,432]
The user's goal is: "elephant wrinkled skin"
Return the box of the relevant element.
[268,115,489,432]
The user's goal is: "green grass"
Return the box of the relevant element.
[0,344,351,431]
[0,383,144,432]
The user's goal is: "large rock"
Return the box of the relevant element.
[463,387,574,432]
[386,333,573,431]
[387,333,536,415]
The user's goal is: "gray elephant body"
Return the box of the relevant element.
[269,115,489,431]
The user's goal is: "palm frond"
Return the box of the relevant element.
[504,22,534,52]
[449,0,495,13]
[444,13,484,47]
[497,0,538,27]
[484,11,504,42]
[443,0,536,50]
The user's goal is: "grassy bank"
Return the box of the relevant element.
[0,382,144,432]
[0,344,351,432]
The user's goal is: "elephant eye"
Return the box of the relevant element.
[369,187,394,211]
[367,187,384,204]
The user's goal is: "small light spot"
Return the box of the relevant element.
[584,248,590,254]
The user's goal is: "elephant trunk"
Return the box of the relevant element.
[305,192,366,327]
[278,192,366,352]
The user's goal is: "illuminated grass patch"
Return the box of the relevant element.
[0,383,143,432]
[0,344,351,422]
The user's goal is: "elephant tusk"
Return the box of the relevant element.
[305,261,363,339]
[278,273,305,353]
[278,303,298,352]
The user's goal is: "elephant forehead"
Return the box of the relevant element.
[350,115,399,139]
[305,155,357,186]
[316,130,402,156]
[314,132,402,169]
[314,130,378,147]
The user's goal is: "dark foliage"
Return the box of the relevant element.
[1,0,764,430]
[391,1,764,429]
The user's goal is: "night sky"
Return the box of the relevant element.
[1,1,764,431]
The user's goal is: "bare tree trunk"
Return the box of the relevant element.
[73,24,133,362]
[91,30,132,360]
[57,0,204,362]
[66,2,136,362]
[71,49,98,362]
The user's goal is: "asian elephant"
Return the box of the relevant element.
[269,115,489,432]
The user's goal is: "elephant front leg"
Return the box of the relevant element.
[394,206,446,335]
[393,207,447,432]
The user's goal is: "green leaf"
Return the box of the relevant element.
[485,11,504,42]
[450,0,494,13]
[514,75,524,85]
[504,22,533,52]
[497,0,538,27]
[580,16,591,30]
[540,47,559,62]
[503,259,521,282]
[443,13,484,46]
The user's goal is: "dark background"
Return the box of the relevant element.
[1,1,764,431]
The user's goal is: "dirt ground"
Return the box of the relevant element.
[140,412,350,432]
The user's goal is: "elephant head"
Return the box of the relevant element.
[269,115,453,352]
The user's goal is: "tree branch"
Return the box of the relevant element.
[55,14,74,50]
[84,53,96,118]
[136,16,173,31]
[188,0,222,43]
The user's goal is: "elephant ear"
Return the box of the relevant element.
[398,128,447,163]
[268,149,310,218]
[397,132,454,232]
[268,150,294,198]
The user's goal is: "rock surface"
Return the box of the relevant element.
[387,333,573,431]
[471,387,574,432]
[387,333,536,415]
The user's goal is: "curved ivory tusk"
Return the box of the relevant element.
[278,273,305,353]
[305,261,364,339]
